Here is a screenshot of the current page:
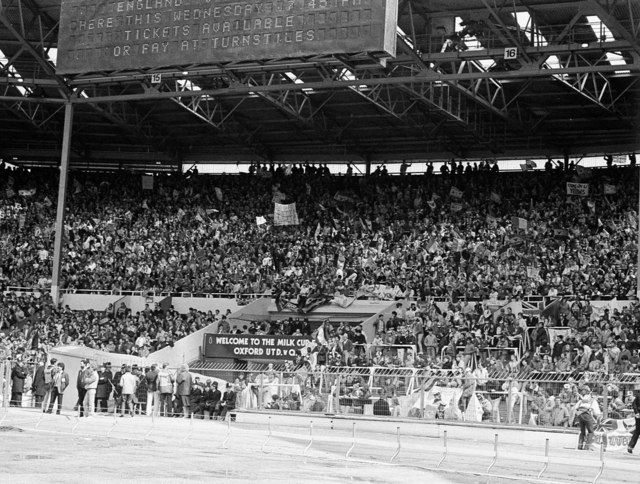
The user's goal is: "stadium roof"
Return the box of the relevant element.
[1,0,639,170]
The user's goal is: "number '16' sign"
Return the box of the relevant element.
[504,47,518,60]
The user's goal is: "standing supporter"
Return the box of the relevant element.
[42,358,57,411]
[573,386,601,451]
[95,363,113,413]
[31,360,46,409]
[628,389,640,454]
[119,365,139,417]
[176,364,192,418]
[75,359,87,416]
[145,364,159,416]
[10,357,27,407]
[111,364,125,413]
[46,362,69,414]
[157,363,175,417]
[82,362,99,417]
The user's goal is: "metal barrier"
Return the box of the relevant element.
[0,404,636,483]
[5,287,630,303]
[194,367,640,431]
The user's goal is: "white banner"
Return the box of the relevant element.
[612,154,627,164]
[595,418,636,452]
[274,203,299,226]
[567,182,589,196]
[358,284,402,300]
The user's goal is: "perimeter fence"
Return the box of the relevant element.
[195,365,640,429]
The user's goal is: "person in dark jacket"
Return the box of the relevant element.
[111,364,125,411]
[74,359,87,416]
[627,389,640,454]
[10,359,27,407]
[31,361,47,408]
[144,364,159,416]
[205,381,222,420]
[218,383,236,420]
[373,390,391,416]
[189,381,205,418]
[95,363,113,413]
[176,364,192,418]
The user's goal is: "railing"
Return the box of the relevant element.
[5,287,633,304]
[4,287,269,300]
[190,366,640,430]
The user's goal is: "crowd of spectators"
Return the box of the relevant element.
[1,159,637,300]
[0,291,233,359]
[2,158,640,429]
[2,356,238,420]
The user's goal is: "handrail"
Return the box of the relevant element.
[189,363,640,384]
[4,287,635,303]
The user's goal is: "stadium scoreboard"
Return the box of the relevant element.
[56,0,399,74]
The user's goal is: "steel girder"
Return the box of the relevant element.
[473,0,634,113]
[0,0,185,158]
[149,79,275,160]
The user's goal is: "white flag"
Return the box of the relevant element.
[214,187,223,201]
[274,203,299,226]
[256,216,267,226]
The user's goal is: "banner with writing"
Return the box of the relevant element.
[594,418,636,453]
[203,334,312,360]
[567,182,589,196]
[274,202,300,226]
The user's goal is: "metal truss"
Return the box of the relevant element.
[228,70,377,158]
[151,79,274,160]
[472,0,633,114]
[5,91,64,128]
[91,100,179,157]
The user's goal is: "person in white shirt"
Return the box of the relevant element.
[82,362,99,417]
[119,366,140,417]
[573,386,602,450]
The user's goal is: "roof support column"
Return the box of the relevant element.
[51,102,73,307]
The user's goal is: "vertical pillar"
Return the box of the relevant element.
[51,102,74,306]
[637,165,640,300]
[365,157,371,176]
